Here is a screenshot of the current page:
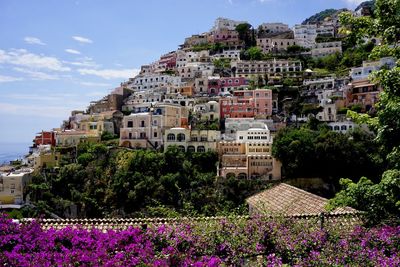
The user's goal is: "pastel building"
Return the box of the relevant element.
[164,128,221,152]
[350,57,396,81]
[211,17,248,31]
[257,38,297,53]
[346,79,380,113]
[193,100,220,121]
[218,127,281,180]
[311,41,342,58]
[119,104,189,149]
[259,23,290,34]
[0,169,33,205]
[219,89,273,120]
[55,130,101,147]
[294,24,317,48]
[208,77,248,95]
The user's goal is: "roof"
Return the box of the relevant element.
[246,183,356,216]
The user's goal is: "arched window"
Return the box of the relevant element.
[177,133,185,142]
[178,145,185,152]
[341,125,347,131]
[167,133,175,141]
[197,146,205,152]
[187,146,195,153]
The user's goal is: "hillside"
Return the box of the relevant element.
[302,8,347,25]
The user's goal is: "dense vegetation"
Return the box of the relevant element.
[26,145,270,218]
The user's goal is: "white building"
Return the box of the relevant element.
[224,118,272,141]
[0,168,33,205]
[350,57,396,81]
[294,24,317,48]
[193,100,220,121]
[212,49,241,60]
[311,41,342,58]
[259,23,290,34]
[211,17,248,31]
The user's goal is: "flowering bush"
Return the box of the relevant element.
[0,214,399,266]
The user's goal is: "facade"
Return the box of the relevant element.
[34,131,56,147]
[346,79,380,113]
[211,49,241,60]
[208,77,247,95]
[294,24,317,48]
[183,34,209,48]
[55,130,100,147]
[193,100,220,121]
[211,17,247,31]
[257,38,297,53]
[131,74,182,91]
[303,77,335,91]
[119,104,189,149]
[259,23,290,34]
[0,169,33,205]
[311,41,342,58]
[350,57,396,81]
[219,89,273,120]
[328,120,356,134]
[164,128,221,152]
[231,60,302,80]
[223,118,272,141]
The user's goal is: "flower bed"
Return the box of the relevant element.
[0,214,399,266]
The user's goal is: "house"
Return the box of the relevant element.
[219,89,273,120]
[119,103,189,149]
[345,79,380,113]
[0,168,33,205]
[259,23,290,34]
[208,77,247,95]
[294,24,317,48]
[193,100,220,121]
[164,128,221,152]
[218,121,281,180]
[257,37,297,53]
[311,41,342,58]
[350,57,396,81]
[55,130,100,147]
[246,183,356,216]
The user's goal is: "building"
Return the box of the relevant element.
[119,103,189,149]
[88,87,132,114]
[311,41,342,58]
[130,74,182,91]
[33,131,56,147]
[345,79,380,113]
[257,38,297,53]
[0,169,33,205]
[211,17,247,31]
[223,118,273,141]
[246,183,356,216]
[183,33,209,48]
[164,128,221,152]
[211,49,241,60]
[218,121,281,180]
[350,57,396,81]
[55,130,101,147]
[231,59,302,81]
[294,24,317,48]
[220,89,273,120]
[328,120,357,134]
[193,100,220,121]
[208,76,247,95]
[259,23,290,34]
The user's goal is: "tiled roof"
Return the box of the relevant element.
[246,183,356,216]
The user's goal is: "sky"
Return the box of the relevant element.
[0,0,365,147]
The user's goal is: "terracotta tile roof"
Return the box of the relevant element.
[246,183,356,216]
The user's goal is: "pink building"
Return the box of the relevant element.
[220,89,273,119]
[208,77,247,95]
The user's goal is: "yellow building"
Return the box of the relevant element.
[164,128,221,152]
[0,169,33,205]
[33,151,61,170]
[56,130,100,147]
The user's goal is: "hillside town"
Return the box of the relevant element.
[0,3,394,208]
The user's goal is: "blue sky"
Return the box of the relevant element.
[0,0,364,146]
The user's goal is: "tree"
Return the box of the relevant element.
[235,23,255,48]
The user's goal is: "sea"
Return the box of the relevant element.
[0,142,31,165]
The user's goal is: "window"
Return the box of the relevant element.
[177,133,185,142]
[154,132,157,138]
[10,183,15,189]
[187,146,195,153]
[127,121,133,128]
[167,133,175,141]
[200,136,207,142]
[197,146,205,152]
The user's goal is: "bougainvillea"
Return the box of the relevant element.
[0,214,399,266]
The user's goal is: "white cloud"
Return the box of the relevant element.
[0,75,23,82]
[65,49,81,55]
[80,81,112,87]
[13,67,59,80]
[0,49,70,71]
[77,68,140,80]
[24,37,46,45]
[64,56,100,68]
[72,36,93,44]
